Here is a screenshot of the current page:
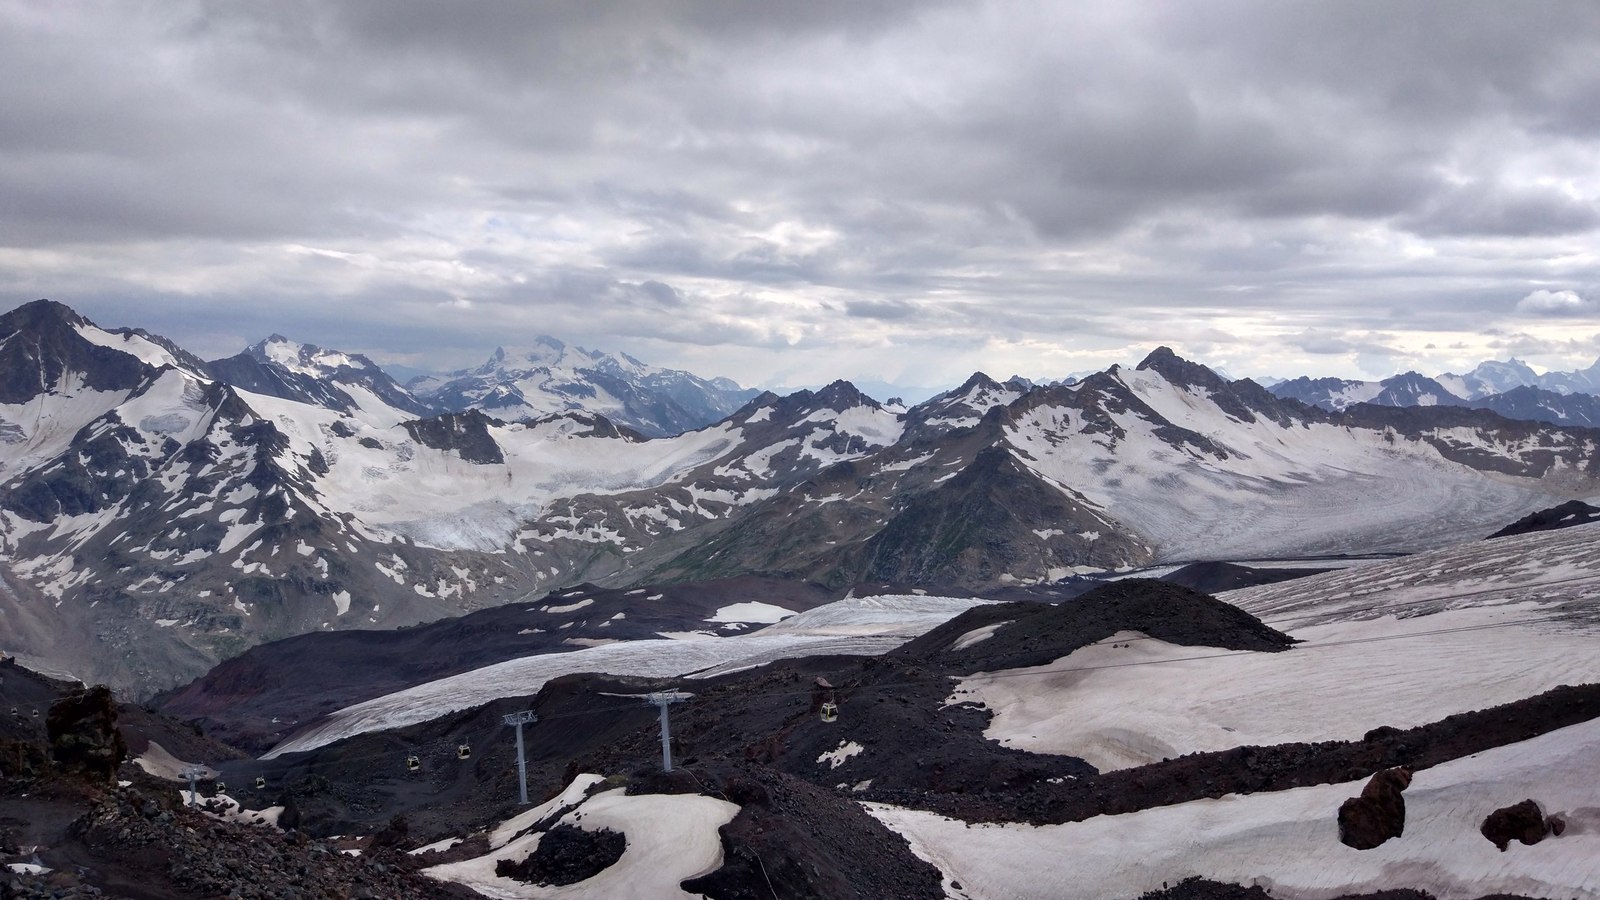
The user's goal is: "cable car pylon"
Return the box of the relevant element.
[503,710,538,804]
[642,691,690,773]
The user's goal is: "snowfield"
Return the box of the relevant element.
[874,519,1600,898]
[1226,519,1600,628]
[955,602,1599,771]
[868,717,1600,900]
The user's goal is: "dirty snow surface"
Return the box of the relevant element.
[956,602,1599,772]
[869,717,1600,900]
[873,522,1600,899]
[266,594,987,756]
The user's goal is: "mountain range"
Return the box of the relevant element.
[1270,359,1600,426]
[5,298,1600,697]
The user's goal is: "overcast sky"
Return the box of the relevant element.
[5,1,1600,396]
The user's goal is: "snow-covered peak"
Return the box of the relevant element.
[248,335,374,379]
[410,338,759,438]
[1373,372,1464,408]
[906,372,1025,434]
[1438,358,1540,399]
[475,336,604,375]
[1134,346,1231,394]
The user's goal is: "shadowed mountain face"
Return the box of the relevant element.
[8,300,1600,695]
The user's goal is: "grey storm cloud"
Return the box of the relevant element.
[5,0,1600,390]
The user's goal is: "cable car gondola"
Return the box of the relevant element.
[406,754,421,772]
[254,776,267,790]
[820,701,839,723]
[457,743,472,760]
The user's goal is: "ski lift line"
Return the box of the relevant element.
[243,608,1584,769]
[218,613,1577,783]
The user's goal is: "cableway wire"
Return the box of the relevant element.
[237,603,1588,778]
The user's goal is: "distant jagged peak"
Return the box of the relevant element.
[245,333,380,377]
[480,336,600,372]
[1134,346,1230,392]
[955,371,1003,392]
[3,297,91,330]
[812,379,881,412]
[919,371,1025,414]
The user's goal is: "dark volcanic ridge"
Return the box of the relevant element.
[154,575,840,753]
[1486,498,1600,539]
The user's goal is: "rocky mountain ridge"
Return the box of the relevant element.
[1271,363,1600,426]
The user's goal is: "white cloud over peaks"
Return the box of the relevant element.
[1515,289,1598,317]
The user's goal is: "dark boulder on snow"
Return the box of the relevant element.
[1486,499,1600,539]
[1337,766,1412,850]
[1480,798,1564,851]
[495,823,625,886]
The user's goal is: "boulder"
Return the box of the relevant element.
[1481,799,1564,851]
[1337,767,1412,850]
[45,685,126,783]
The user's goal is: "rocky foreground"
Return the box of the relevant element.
[4,579,1592,899]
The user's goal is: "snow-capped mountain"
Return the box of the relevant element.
[205,335,434,418]
[1269,371,1468,411]
[407,336,759,438]
[9,300,1600,696]
[1270,369,1600,426]
[0,301,541,695]
[1435,357,1542,399]
[1437,355,1600,398]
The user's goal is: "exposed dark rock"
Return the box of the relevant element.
[1338,767,1413,850]
[1480,799,1563,851]
[495,823,625,886]
[683,766,943,900]
[1159,560,1332,593]
[45,687,126,783]
[371,812,411,851]
[900,578,1295,675]
[400,409,505,464]
[1487,500,1600,539]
